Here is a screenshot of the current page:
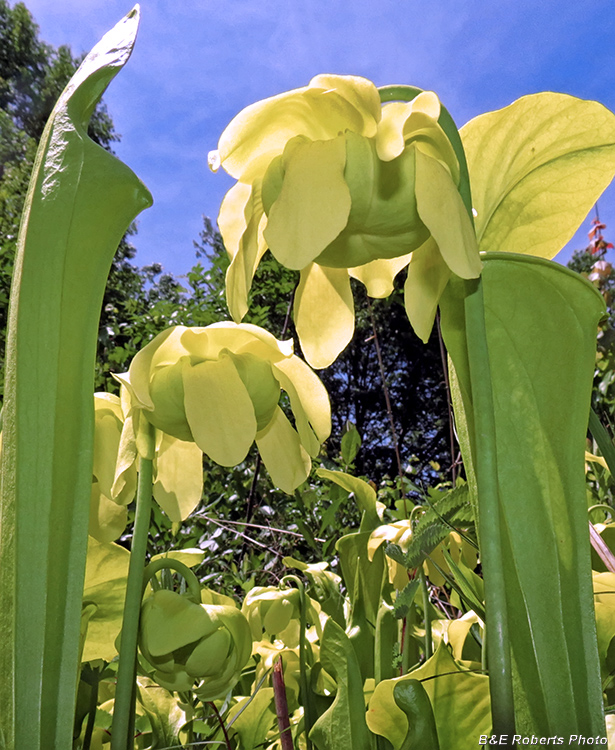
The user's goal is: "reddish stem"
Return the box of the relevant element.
[272,657,294,750]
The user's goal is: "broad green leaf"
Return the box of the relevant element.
[0,9,151,749]
[374,602,399,683]
[393,680,440,750]
[81,538,130,663]
[318,468,381,530]
[461,93,615,258]
[137,678,190,748]
[341,422,361,466]
[336,530,388,625]
[366,643,490,750]
[227,688,276,750]
[309,619,372,750]
[440,253,606,735]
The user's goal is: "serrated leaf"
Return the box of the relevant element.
[403,524,451,571]
[384,542,409,567]
[393,579,420,619]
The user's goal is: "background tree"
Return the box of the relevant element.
[0,0,185,396]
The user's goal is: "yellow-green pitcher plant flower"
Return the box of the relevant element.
[209,74,481,367]
[116,322,331,493]
[90,391,203,541]
[139,587,252,700]
[90,393,136,543]
[242,585,323,648]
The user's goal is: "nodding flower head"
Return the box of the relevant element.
[117,322,331,494]
[211,74,481,367]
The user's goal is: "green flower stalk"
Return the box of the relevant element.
[210,74,481,367]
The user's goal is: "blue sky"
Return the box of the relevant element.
[22,0,615,278]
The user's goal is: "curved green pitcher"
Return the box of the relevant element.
[440,252,606,737]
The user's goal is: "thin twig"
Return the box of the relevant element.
[366,297,406,512]
[198,514,325,542]
[206,516,283,557]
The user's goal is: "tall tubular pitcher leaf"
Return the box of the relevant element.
[440,253,606,736]
[0,8,152,749]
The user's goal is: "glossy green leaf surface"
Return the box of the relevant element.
[393,680,440,750]
[0,8,152,749]
[318,469,381,530]
[136,678,189,749]
[367,643,490,749]
[461,93,615,258]
[309,619,372,750]
[227,688,276,750]
[81,537,130,663]
[440,253,606,735]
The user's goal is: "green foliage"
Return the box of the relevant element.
[0,8,151,748]
[441,254,606,735]
[0,0,121,396]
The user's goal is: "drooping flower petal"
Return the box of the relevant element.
[218,181,252,261]
[124,327,182,410]
[217,75,380,182]
[376,101,416,162]
[271,356,331,454]
[256,407,311,494]
[403,237,451,343]
[89,484,128,543]
[226,350,281,431]
[413,146,481,279]
[264,135,351,270]
[181,323,293,362]
[112,407,139,499]
[294,263,354,369]
[93,394,124,499]
[309,74,382,136]
[148,360,192,441]
[348,254,413,299]
[153,433,204,523]
[223,180,268,322]
[182,355,257,466]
